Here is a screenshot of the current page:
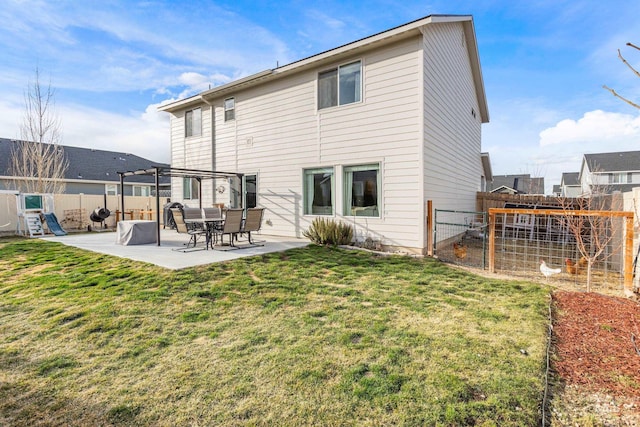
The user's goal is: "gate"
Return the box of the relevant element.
[434,209,487,268]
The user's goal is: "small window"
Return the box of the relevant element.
[344,164,380,217]
[133,185,150,197]
[304,167,334,215]
[183,178,200,200]
[224,98,235,121]
[318,61,361,109]
[106,184,118,196]
[185,107,202,137]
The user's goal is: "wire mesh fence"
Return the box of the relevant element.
[488,208,633,292]
[434,210,487,268]
[431,206,634,293]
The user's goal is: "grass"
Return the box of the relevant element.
[0,237,550,426]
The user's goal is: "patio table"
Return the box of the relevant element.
[185,218,224,249]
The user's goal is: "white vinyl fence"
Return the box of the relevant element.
[0,192,167,236]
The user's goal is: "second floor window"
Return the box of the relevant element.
[224,98,235,121]
[185,107,202,137]
[318,61,361,109]
[609,172,630,184]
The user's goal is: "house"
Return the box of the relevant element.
[0,138,170,196]
[551,185,561,197]
[559,172,581,197]
[487,174,545,195]
[159,14,489,254]
[480,152,493,192]
[579,151,640,194]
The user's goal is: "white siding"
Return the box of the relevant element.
[167,22,486,253]
[203,37,425,248]
[422,23,483,228]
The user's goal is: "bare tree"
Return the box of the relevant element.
[9,68,68,194]
[557,169,622,292]
[603,42,640,110]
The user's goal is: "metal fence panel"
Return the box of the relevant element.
[434,209,487,268]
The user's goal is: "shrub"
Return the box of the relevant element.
[303,218,354,246]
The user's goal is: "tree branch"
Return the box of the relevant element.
[602,85,640,110]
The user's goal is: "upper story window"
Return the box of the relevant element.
[185,107,202,137]
[224,98,235,121]
[609,172,630,184]
[318,61,361,110]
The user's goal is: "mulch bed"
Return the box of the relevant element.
[553,291,640,422]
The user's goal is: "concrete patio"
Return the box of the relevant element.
[44,230,309,269]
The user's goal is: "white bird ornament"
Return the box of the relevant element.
[539,260,561,280]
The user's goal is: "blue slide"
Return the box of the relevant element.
[43,212,67,236]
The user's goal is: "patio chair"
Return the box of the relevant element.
[213,208,243,248]
[239,207,265,245]
[170,208,206,251]
[202,207,222,220]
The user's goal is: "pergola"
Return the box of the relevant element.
[117,166,243,246]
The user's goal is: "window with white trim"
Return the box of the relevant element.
[609,172,630,184]
[304,167,334,215]
[343,164,380,217]
[318,61,361,109]
[133,185,150,197]
[185,107,202,137]
[183,177,200,200]
[105,184,118,195]
[224,98,235,121]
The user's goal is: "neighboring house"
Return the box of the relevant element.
[0,138,170,196]
[487,174,545,195]
[551,185,561,197]
[159,14,490,254]
[579,151,640,194]
[559,172,581,197]
[480,152,493,192]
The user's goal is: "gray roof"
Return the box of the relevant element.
[0,138,170,185]
[584,151,640,173]
[487,174,545,194]
[561,172,579,186]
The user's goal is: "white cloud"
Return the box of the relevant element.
[530,109,640,193]
[539,110,640,146]
[0,98,169,164]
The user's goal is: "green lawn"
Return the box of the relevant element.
[0,238,550,426]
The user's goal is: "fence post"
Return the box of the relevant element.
[488,209,495,273]
[625,214,633,291]
[426,200,433,256]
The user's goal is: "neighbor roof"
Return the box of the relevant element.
[0,138,170,185]
[159,14,489,123]
[583,151,640,173]
[560,172,579,186]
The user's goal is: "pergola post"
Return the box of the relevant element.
[155,167,161,246]
[119,173,125,223]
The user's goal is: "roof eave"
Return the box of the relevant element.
[159,14,489,117]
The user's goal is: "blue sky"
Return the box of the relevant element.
[1,1,640,193]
